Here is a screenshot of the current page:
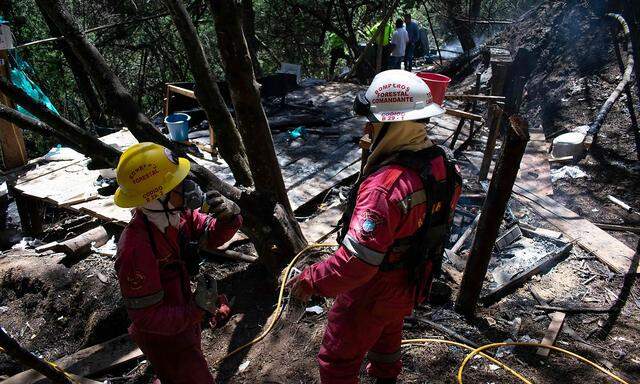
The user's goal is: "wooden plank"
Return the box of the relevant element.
[167,83,196,99]
[15,158,85,185]
[445,108,484,122]
[536,312,566,357]
[517,127,553,196]
[513,184,637,274]
[300,205,343,242]
[71,197,132,226]
[462,151,636,273]
[1,334,142,384]
[288,147,360,211]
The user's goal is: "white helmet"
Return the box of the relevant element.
[354,70,445,122]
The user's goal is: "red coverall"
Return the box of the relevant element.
[297,160,452,383]
[115,209,241,384]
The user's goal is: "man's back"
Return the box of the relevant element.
[391,27,409,57]
[406,21,420,44]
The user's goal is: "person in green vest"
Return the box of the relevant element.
[364,21,394,71]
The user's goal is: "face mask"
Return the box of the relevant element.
[182,179,205,211]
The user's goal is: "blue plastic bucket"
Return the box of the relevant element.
[164,113,191,142]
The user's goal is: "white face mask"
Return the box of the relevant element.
[141,199,181,232]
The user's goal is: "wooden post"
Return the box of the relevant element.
[455,116,530,318]
[478,48,511,180]
[449,73,481,149]
[0,327,74,384]
[0,50,27,169]
[0,46,40,234]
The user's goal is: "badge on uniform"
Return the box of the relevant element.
[358,209,384,240]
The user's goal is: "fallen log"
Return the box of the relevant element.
[481,242,573,305]
[584,13,635,149]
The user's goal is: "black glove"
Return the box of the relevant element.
[204,190,240,221]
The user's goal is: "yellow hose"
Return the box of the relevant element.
[214,243,629,384]
[401,338,532,383]
[214,243,338,365]
[457,342,630,384]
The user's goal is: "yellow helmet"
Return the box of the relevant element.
[114,142,191,208]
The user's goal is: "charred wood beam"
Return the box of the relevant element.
[585,14,635,150]
[163,0,253,186]
[0,77,120,168]
[0,328,74,384]
[456,116,530,318]
[0,104,118,169]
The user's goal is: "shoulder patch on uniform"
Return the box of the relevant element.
[126,270,146,291]
[357,209,385,240]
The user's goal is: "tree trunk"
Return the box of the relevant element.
[163,0,253,187]
[37,9,105,127]
[241,0,262,77]
[34,0,174,147]
[445,0,476,52]
[208,0,307,268]
[37,0,306,272]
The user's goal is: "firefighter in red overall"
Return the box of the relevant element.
[114,143,242,384]
[288,70,462,384]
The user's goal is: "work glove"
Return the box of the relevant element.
[204,190,240,221]
[209,294,231,329]
[286,269,314,302]
[194,274,218,313]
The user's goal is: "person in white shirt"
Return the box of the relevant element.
[389,18,409,70]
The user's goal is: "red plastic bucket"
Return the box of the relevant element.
[417,72,451,105]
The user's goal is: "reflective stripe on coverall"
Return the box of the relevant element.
[115,209,242,384]
[298,163,435,384]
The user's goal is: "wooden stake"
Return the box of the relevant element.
[0,50,28,170]
[536,312,566,357]
[456,116,530,318]
[479,49,512,180]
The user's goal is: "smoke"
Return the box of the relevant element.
[436,34,487,59]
